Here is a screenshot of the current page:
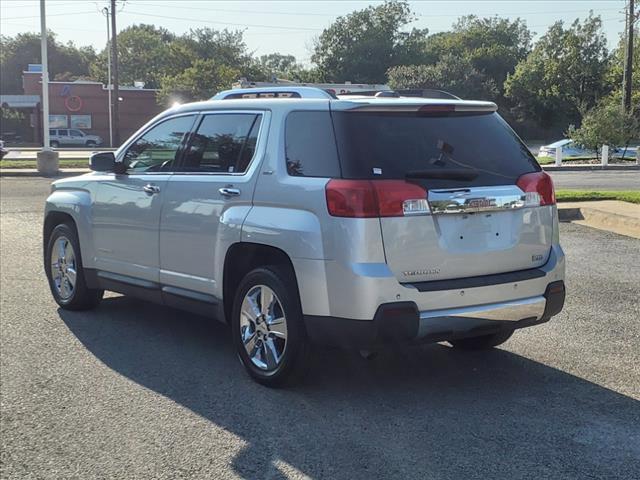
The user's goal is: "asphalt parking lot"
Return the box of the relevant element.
[549,170,640,190]
[1,177,639,480]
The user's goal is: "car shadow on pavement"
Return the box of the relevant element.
[58,296,640,480]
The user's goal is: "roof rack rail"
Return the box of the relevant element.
[212,78,392,100]
[213,86,335,100]
[212,79,462,101]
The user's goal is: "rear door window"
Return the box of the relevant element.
[285,111,341,177]
[181,113,261,173]
[331,111,539,188]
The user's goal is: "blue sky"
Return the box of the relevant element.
[0,0,630,64]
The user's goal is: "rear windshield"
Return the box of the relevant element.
[331,111,540,188]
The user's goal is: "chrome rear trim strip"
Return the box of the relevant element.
[428,185,530,214]
[417,295,546,338]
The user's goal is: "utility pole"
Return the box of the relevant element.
[622,0,635,113]
[103,7,113,148]
[40,0,50,149]
[110,0,120,146]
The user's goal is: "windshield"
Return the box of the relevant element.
[331,111,540,188]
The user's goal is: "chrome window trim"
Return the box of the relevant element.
[115,110,268,177]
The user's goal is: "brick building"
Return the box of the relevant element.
[1,66,164,147]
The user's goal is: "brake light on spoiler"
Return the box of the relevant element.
[350,102,498,114]
[326,180,430,218]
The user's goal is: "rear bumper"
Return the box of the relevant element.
[305,281,565,348]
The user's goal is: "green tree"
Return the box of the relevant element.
[254,53,322,83]
[157,27,263,104]
[387,54,498,100]
[311,1,429,83]
[505,14,611,130]
[448,16,532,93]
[419,17,531,94]
[157,59,239,104]
[168,28,254,73]
[90,24,174,89]
[258,53,298,79]
[0,32,96,94]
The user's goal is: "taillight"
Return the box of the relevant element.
[325,180,379,217]
[325,179,429,217]
[516,171,555,206]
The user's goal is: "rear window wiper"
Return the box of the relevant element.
[405,169,479,181]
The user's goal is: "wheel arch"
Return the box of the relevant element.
[43,210,76,246]
[222,242,298,324]
[44,188,95,269]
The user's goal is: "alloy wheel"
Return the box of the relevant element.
[50,236,77,300]
[239,285,288,371]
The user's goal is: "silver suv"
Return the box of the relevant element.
[49,129,103,148]
[44,87,565,386]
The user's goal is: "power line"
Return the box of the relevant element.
[0,21,98,32]
[0,1,87,9]
[129,0,623,18]
[2,10,100,20]
[121,10,325,31]
[129,1,339,17]
[416,8,624,17]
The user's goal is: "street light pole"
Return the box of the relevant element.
[40,0,50,149]
[103,6,113,147]
[37,0,58,174]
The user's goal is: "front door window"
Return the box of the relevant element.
[124,115,196,173]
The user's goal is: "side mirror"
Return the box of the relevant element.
[89,151,126,173]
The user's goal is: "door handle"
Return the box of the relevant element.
[219,187,241,197]
[143,184,161,195]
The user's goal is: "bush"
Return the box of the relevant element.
[567,101,640,153]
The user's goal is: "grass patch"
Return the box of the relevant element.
[537,156,597,165]
[556,190,640,204]
[0,158,88,169]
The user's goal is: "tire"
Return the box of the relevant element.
[449,330,514,350]
[45,223,103,310]
[86,141,96,147]
[231,265,309,387]
[50,141,59,148]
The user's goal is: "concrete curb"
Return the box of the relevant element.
[543,164,640,171]
[558,202,640,239]
[0,169,88,178]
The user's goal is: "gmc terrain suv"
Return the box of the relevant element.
[49,129,103,148]
[44,86,566,386]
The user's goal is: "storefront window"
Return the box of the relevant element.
[70,115,91,129]
[49,115,68,128]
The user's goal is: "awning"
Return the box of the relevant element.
[0,95,41,108]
